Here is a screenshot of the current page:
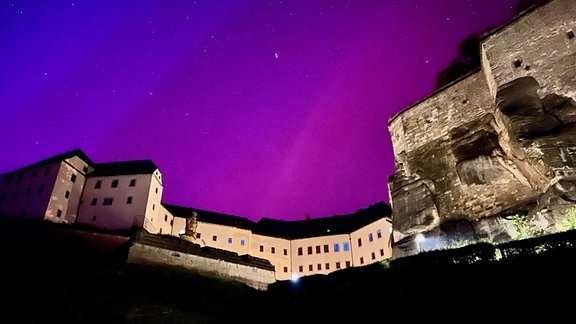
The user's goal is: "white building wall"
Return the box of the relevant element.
[291,234,353,279]
[193,221,252,256]
[349,218,393,267]
[142,170,163,234]
[250,234,291,281]
[78,173,155,231]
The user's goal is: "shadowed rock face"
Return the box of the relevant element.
[388,0,576,258]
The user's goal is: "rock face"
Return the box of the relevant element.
[388,0,576,258]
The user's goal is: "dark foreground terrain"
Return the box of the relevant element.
[2,218,576,323]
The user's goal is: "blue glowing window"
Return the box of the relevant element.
[343,242,349,251]
[334,243,340,252]
[369,233,374,242]
[228,237,232,244]
[240,239,245,246]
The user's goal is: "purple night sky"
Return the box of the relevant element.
[1,0,523,222]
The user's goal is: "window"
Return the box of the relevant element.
[126,196,133,204]
[164,215,168,222]
[129,179,136,187]
[92,215,96,221]
[4,175,12,184]
[345,261,351,268]
[95,180,101,189]
[360,257,364,264]
[91,198,97,206]
[336,262,341,269]
[11,192,17,199]
[17,174,23,182]
[308,265,313,271]
[271,247,275,254]
[32,170,38,178]
[212,235,217,241]
[317,264,321,270]
[372,252,376,260]
[25,188,31,196]
[307,246,312,255]
[299,266,303,272]
[369,233,374,242]
[155,188,158,194]
[152,204,155,210]
[83,166,88,172]
[44,167,50,175]
[170,220,173,226]
[111,179,118,188]
[71,174,77,182]
[103,197,114,205]
[380,249,384,256]
[343,242,349,251]
[377,229,382,238]
[259,245,264,252]
[283,249,287,255]
[65,191,70,199]
[0,195,4,203]
[324,245,329,253]
[56,209,62,217]
[334,243,340,252]
[240,239,245,246]
[38,185,45,193]
[325,263,330,270]
[196,233,201,239]
[298,247,303,256]
[283,267,288,273]
[358,238,362,247]
[228,238,233,244]
[568,30,575,39]
[315,245,321,254]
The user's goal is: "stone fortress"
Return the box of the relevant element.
[388,0,576,257]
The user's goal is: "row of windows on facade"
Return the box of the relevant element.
[290,249,386,274]
[94,178,138,189]
[87,213,173,226]
[0,186,71,203]
[2,165,90,185]
[195,228,385,255]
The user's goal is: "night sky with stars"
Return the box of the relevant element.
[1,0,525,221]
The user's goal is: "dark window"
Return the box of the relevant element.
[212,235,217,241]
[91,198,97,206]
[0,195,4,203]
[308,265,313,271]
[336,262,341,269]
[92,215,96,221]
[196,233,201,239]
[71,174,77,182]
[65,191,70,199]
[259,245,264,252]
[380,249,384,256]
[155,188,158,194]
[317,264,321,270]
[164,214,168,222]
[271,247,275,254]
[315,245,321,254]
[307,246,312,255]
[298,247,303,256]
[11,192,17,199]
[129,179,136,187]
[299,266,303,272]
[283,267,288,273]
[56,209,62,217]
[83,166,88,172]
[17,174,23,182]
[32,170,38,178]
[25,188,31,196]
[38,185,45,193]
[358,238,362,247]
[377,229,382,238]
[5,175,12,184]
[345,261,351,268]
[360,257,364,264]
[44,167,50,175]
[95,180,101,189]
[152,204,155,210]
[325,263,330,270]
[284,249,287,255]
[372,252,376,260]
[324,245,329,253]
[111,179,118,188]
[103,197,113,205]
[126,196,133,204]
[568,30,575,39]
[513,58,522,68]
[170,220,173,226]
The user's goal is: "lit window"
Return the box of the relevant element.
[377,229,382,238]
[240,239,245,246]
[111,179,118,188]
[334,243,340,252]
[129,179,136,187]
[126,197,133,204]
[369,233,374,242]
[343,242,349,251]
[228,237,233,244]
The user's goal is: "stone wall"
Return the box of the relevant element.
[388,0,576,258]
[127,243,276,291]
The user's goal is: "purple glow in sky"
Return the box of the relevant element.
[1,0,523,221]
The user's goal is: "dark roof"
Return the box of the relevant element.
[252,202,392,239]
[162,203,256,230]
[165,201,392,239]
[89,160,158,177]
[3,149,94,175]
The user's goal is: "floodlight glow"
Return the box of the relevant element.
[291,273,299,283]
